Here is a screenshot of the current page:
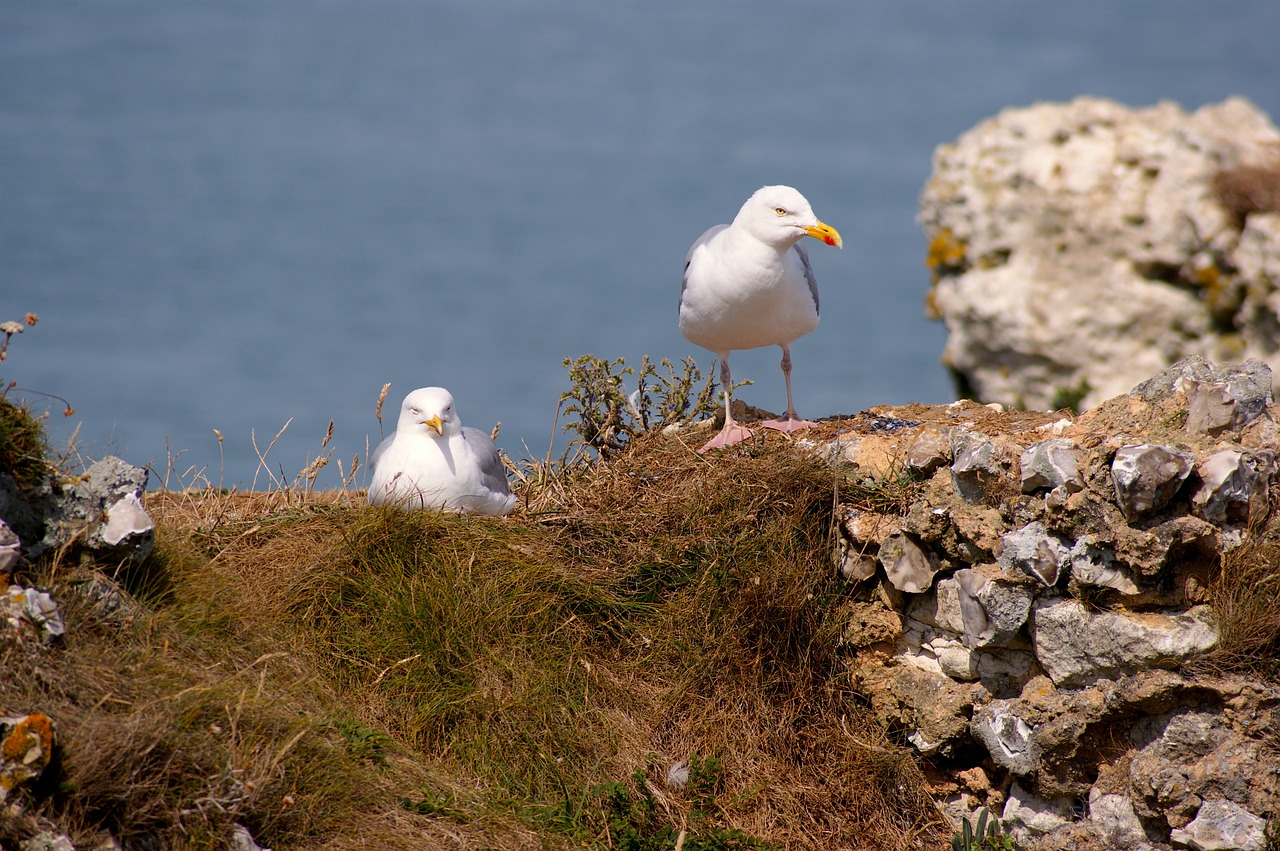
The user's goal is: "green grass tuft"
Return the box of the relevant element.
[0,393,51,491]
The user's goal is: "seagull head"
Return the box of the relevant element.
[735,185,843,251]
[398,386,461,438]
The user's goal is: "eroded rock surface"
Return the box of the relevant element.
[827,356,1280,850]
[921,96,1280,411]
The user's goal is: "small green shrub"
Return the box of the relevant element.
[559,354,720,457]
[0,393,49,491]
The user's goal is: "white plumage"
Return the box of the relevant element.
[678,185,842,452]
[367,386,516,515]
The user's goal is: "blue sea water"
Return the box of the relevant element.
[3,1,1279,488]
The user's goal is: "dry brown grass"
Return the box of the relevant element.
[8,429,952,850]
[1213,159,1280,225]
[1187,507,1280,682]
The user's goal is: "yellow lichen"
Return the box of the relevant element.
[926,226,968,273]
[924,288,942,320]
[1193,263,1221,289]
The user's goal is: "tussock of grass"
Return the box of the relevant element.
[0,393,51,492]
[10,432,951,850]
[1188,517,1280,682]
[838,459,927,516]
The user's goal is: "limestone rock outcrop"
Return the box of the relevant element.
[920,96,1280,412]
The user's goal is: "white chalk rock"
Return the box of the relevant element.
[1032,599,1218,687]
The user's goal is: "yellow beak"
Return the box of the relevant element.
[423,415,443,435]
[804,221,843,249]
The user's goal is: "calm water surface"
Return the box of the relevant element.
[4,1,1279,487]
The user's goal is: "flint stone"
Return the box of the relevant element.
[1131,708,1226,760]
[972,701,1039,776]
[897,620,977,681]
[1020,439,1085,497]
[878,532,941,594]
[951,432,1004,503]
[3,584,65,643]
[999,521,1070,586]
[906,576,967,634]
[955,565,1033,648]
[0,519,19,574]
[1132,355,1217,402]
[1069,537,1140,595]
[1170,799,1266,851]
[1191,448,1273,526]
[1111,444,1195,521]
[897,614,1034,690]
[1087,791,1150,848]
[1001,782,1075,844]
[907,424,953,475]
[1032,599,1218,687]
[1181,359,1274,436]
[837,541,878,582]
[100,491,153,547]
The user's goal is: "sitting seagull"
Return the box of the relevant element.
[367,386,517,515]
[678,185,842,452]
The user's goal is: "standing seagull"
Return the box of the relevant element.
[678,185,842,452]
[368,386,517,515]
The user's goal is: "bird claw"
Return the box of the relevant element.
[697,423,755,452]
[759,416,816,434]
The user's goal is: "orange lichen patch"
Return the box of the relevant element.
[1,713,54,763]
[0,713,54,802]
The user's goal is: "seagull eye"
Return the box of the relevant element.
[774,207,787,216]
[410,407,421,415]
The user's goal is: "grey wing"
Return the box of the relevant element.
[369,431,395,470]
[462,426,512,496]
[679,223,730,312]
[792,241,820,316]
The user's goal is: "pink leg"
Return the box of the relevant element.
[699,354,754,452]
[760,344,816,434]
